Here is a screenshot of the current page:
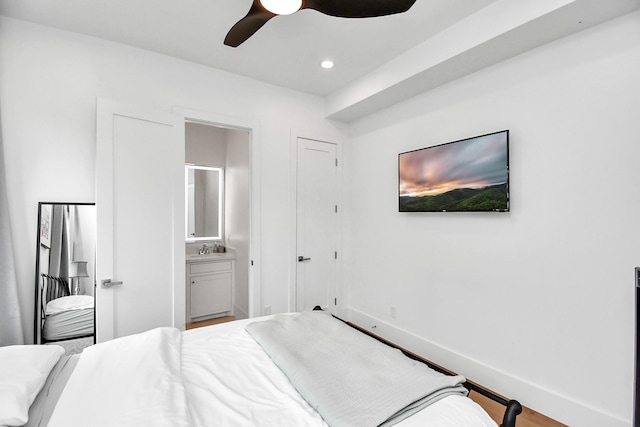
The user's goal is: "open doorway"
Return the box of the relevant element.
[185,122,251,321]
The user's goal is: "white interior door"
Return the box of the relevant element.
[296,138,338,312]
[96,99,185,342]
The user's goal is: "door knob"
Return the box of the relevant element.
[298,256,311,262]
[101,279,123,288]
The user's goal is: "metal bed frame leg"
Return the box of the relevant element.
[501,400,523,427]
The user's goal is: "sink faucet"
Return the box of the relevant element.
[198,243,209,255]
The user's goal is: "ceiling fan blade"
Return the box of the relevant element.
[301,0,416,18]
[224,0,276,47]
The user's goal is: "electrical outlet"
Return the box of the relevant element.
[390,305,397,319]
[264,306,271,315]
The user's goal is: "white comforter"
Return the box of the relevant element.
[48,316,497,427]
[48,327,191,427]
[182,318,328,427]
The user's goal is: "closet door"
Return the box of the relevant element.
[95,99,185,342]
[295,137,338,312]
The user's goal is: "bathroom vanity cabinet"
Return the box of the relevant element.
[187,255,235,321]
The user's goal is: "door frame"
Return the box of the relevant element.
[174,107,262,318]
[289,130,343,315]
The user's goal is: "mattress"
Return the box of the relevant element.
[45,295,93,315]
[44,315,498,427]
[43,296,94,341]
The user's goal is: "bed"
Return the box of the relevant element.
[5,309,522,427]
[40,274,94,342]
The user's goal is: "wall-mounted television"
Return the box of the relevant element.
[399,130,509,212]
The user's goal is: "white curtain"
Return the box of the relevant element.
[49,205,70,281]
[0,107,24,345]
[69,205,84,262]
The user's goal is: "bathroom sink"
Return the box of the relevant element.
[187,253,225,260]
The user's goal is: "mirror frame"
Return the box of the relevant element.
[185,165,224,242]
[34,202,96,344]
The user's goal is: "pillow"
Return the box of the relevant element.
[45,295,94,315]
[0,345,64,426]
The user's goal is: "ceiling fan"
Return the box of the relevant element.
[224,0,417,47]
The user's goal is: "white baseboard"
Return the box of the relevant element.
[233,304,248,320]
[342,306,629,427]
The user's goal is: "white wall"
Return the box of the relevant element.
[0,17,346,343]
[185,123,227,168]
[343,11,640,427]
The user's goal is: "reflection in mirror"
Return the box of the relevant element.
[186,165,223,241]
[34,202,96,345]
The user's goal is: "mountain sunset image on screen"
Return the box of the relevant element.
[398,130,509,212]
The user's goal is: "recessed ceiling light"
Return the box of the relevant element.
[260,0,302,15]
[321,60,334,69]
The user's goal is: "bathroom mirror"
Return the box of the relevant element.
[186,165,224,241]
[34,202,96,345]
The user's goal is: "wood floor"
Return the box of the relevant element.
[470,390,568,427]
[186,316,236,330]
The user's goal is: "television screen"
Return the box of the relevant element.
[399,130,509,212]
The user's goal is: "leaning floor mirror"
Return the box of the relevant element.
[34,202,96,346]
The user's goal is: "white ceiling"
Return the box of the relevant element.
[2,0,639,121]
[0,0,496,96]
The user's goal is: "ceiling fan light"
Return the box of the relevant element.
[260,0,302,15]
